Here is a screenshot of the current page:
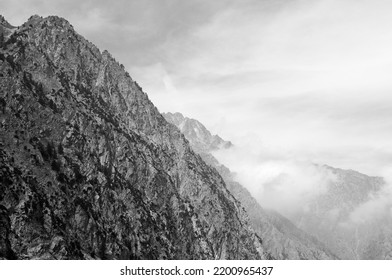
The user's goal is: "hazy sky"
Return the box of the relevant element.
[3,0,392,176]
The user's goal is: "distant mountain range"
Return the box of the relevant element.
[164,112,392,260]
[289,165,392,259]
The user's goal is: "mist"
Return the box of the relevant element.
[348,168,392,225]
[213,143,337,217]
[214,142,392,229]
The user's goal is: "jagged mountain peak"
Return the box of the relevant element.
[0,15,14,29]
[163,112,233,152]
[24,15,72,29]
[26,14,43,24]
[0,16,16,45]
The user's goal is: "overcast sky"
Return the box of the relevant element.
[3,0,392,176]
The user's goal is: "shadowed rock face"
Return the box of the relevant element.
[164,112,337,260]
[0,15,266,259]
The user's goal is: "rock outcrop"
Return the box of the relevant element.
[0,15,266,259]
[163,112,232,152]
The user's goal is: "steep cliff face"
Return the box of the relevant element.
[0,15,265,259]
[164,112,336,259]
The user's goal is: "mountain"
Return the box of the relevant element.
[0,15,16,48]
[163,112,336,259]
[0,15,15,31]
[163,112,232,152]
[288,166,392,259]
[165,111,392,259]
[0,15,268,259]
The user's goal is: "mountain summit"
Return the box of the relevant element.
[0,14,16,45]
[0,15,266,259]
[0,15,14,29]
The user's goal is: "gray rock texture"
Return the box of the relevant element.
[163,112,232,152]
[0,15,266,259]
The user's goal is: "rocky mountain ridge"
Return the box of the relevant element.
[166,110,392,259]
[164,110,392,259]
[0,15,267,259]
[164,112,336,259]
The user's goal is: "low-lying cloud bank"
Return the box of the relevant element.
[213,144,392,224]
[212,144,337,217]
[349,167,392,225]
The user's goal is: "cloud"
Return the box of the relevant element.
[348,167,392,224]
[213,142,391,226]
[117,0,392,176]
[213,144,337,216]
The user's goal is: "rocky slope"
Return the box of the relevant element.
[0,16,16,48]
[0,15,268,259]
[164,112,336,259]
